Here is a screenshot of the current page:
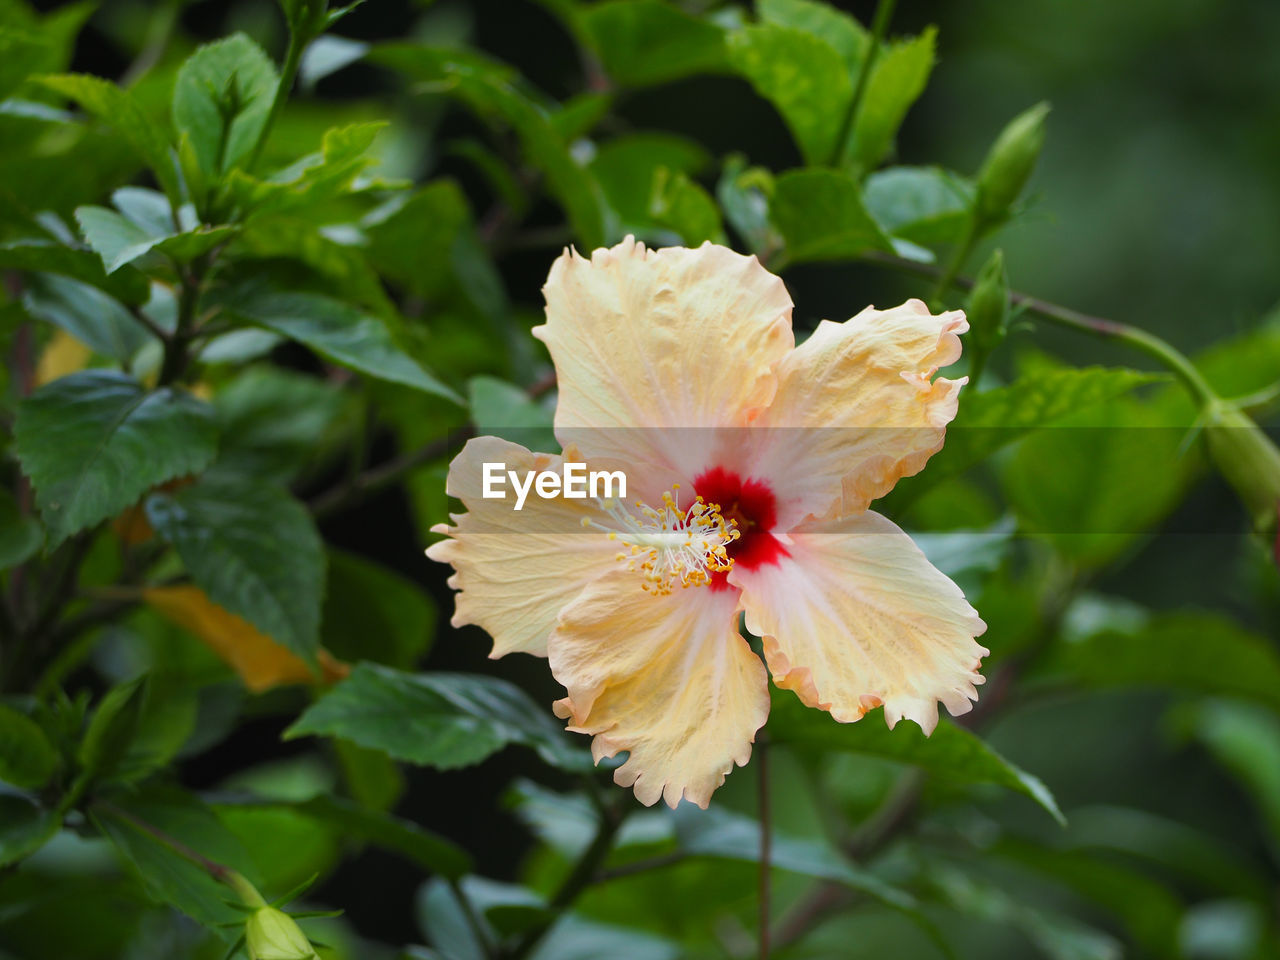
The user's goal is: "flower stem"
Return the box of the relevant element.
[250,20,309,171]
[928,211,980,305]
[832,0,899,168]
[95,800,239,889]
[864,250,1219,406]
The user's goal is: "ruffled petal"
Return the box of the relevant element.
[548,575,768,808]
[731,510,987,734]
[739,299,968,527]
[534,237,794,482]
[426,436,618,658]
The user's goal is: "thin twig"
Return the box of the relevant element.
[503,801,629,959]
[595,851,687,883]
[95,800,235,884]
[862,250,1218,405]
[310,429,471,519]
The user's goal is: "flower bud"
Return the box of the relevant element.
[1204,400,1280,541]
[964,249,1009,355]
[976,102,1050,223]
[245,906,320,960]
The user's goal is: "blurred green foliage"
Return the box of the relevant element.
[0,0,1278,958]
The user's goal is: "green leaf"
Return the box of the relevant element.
[930,864,1121,960]
[590,133,710,233]
[335,738,405,812]
[214,366,355,482]
[322,548,434,669]
[0,703,58,789]
[417,876,540,960]
[1000,396,1189,566]
[675,804,921,910]
[78,676,148,786]
[76,205,236,274]
[889,366,1163,507]
[769,690,1064,824]
[0,795,61,868]
[717,155,781,258]
[14,371,218,548]
[0,239,150,304]
[36,73,182,205]
[729,24,852,166]
[172,33,279,177]
[145,473,325,664]
[1050,612,1280,711]
[648,167,724,246]
[374,45,609,249]
[22,274,151,362]
[0,487,42,571]
[466,375,556,451]
[92,786,259,936]
[236,215,394,316]
[863,165,975,247]
[364,180,473,301]
[226,121,385,218]
[284,663,591,772]
[75,206,157,273]
[1183,699,1280,852]
[118,682,199,785]
[222,288,460,402]
[0,4,91,99]
[995,838,1183,956]
[580,0,728,87]
[770,168,893,263]
[758,0,868,79]
[287,795,471,879]
[846,28,936,171]
[530,917,680,960]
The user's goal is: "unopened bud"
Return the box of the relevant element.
[976,102,1050,222]
[1204,400,1280,541]
[245,906,320,960]
[964,249,1009,354]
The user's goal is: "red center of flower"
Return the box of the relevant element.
[693,466,787,588]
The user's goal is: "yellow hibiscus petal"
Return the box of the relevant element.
[548,574,769,809]
[732,510,987,734]
[144,585,348,693]
[742,299,968,526]
[426,436,619,658]
[534,237,794,478]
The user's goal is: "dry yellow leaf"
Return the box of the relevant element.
[35,330,91,386]
[143,585,349,693]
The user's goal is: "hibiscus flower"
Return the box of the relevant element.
[428,237,987,809]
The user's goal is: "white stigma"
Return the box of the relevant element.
[582,484,739,595]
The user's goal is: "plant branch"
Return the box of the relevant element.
[503,801,629,959]
[128,304,171,344]
[250,19,310,171]
[95,800,236,885]
[832,0,898,167]
[310,428,472,519]
[928,211,980,304]
[595,851,687,883]
[157,262,207,386]
[863,250,1219,405]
